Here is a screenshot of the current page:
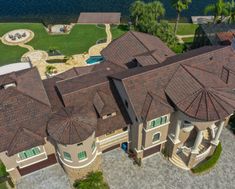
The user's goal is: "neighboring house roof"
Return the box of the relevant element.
[47,106,97,145]
[101,31,175,68]
[77,12,121,24]
[216,31,235,45]
[0,68,51,156]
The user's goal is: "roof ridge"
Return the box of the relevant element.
[130,31,151,52]
[16,88,51,108]
[181,64,205,88]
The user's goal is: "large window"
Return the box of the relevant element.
[63,152,72,161]
[152,133,161,143]
[78,151,87,160]
[19,147,41,160]
[150,116,167,128]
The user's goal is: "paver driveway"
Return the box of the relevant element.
[16,164,71,189]
[102,128,235,189]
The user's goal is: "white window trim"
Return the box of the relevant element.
[78,157,88,163]
[78,151,87,162]
[16,147,45,163]
[152,132,161,144]
[63,152,73,162]
[148,115,168,128]
[144,121,170,132]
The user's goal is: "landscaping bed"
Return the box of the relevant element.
[191,143,222,174]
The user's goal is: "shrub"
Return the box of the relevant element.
[73,171,109,189]
[45,65,57,74]
[171,43,186,54]
[191,143,222,174]
[0,162,8,177]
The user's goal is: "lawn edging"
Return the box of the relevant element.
[191,143,222,174]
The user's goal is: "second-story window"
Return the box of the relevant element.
[63,152,72,161]
[150,116,167,128]
[18,147,41,160]
[78,151,87,160]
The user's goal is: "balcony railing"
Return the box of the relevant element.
[98,131,128,146]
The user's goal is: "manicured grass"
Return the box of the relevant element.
[182,37,195,43]
[111,24,130,39]
[0,23,106,64]
[0,43,28,66]
[0,182,7,189]
[191,143,222,174]
[169,23,199,35]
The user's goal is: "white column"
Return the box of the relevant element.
[192,130,203,154]
[174,120,181,143]
[212,121,224,145]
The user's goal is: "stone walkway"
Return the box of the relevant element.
[16,164,71,189]
[102,128,235,189]
[176,34,195,44]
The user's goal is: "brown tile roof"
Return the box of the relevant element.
[216,31,235,45]
[111,45,235,122]
[43,62,130,144]
[101,31,175,68]
[47,106,97,145]
[165,64,235,121]
[77,12,121,24]
[0,68,51,155]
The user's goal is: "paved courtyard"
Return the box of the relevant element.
[16,164,71,189]
[102,128,235,189]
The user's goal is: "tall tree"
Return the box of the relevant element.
[204,0,229,23]
[130,0,145,28]
[171,0,192,35]
[226,0,235,23]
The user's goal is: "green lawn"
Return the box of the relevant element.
[0,23,106,65]
[0,43,28,66]
[169,23,199,35]
[111,24,130,39]
[182,37,195,43]
[0,182,7,189]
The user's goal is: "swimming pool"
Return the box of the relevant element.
[86,56,104,65]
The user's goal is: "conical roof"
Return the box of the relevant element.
[47,106,97,145]
[165,65,235,121]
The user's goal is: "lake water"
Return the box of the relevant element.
[0,0,214,23]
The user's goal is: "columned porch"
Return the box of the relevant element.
[169,120,224,170]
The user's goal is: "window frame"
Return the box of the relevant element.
[18,147,41,160]
[63,152,72,161]
[152,132,161,144]
[150,115,168,128]
[78,151,87,161]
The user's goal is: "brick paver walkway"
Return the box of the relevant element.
[102,128,235,189]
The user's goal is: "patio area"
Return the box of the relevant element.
[102,128,235,189]
[16,164,71,189]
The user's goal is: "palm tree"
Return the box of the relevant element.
[148,1,165,22]
[204,0,229,23]
[226,0,235,23]
[171,0,192,35]
[130,0,145,28]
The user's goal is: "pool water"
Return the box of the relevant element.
[86,56,104,65]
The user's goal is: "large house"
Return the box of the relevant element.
[1,31,235,181]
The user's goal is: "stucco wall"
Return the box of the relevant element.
[57,132,97,169]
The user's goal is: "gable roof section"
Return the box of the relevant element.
[7,128,45,156]
[101,31,175,67]
[0,68,51,155]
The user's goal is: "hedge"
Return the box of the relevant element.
[0,162,8,178]
[46,59,67,64]
[191,143,222,174]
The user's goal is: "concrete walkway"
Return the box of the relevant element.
[88,24,112,56]
[176,34,195,44]
[16,164,71,189]
[102,128,235,189]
